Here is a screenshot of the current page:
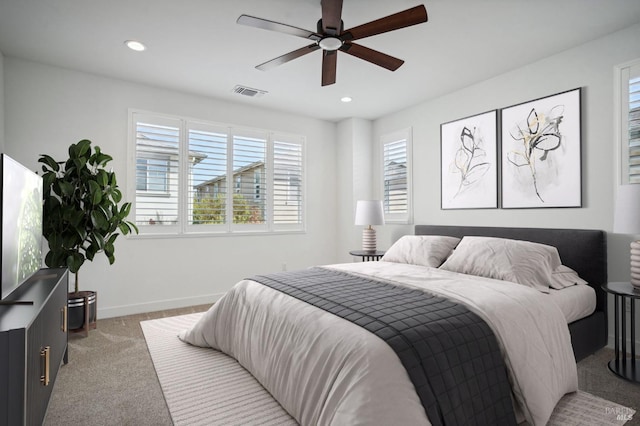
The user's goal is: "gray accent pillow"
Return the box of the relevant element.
[439,236,562,293]
[381,235,461,268]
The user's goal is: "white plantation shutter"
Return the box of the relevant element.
[273,138,304,227]
[188,124,228,227]
[129,111,304,235]
[628,70,640,183]
[134,117,180,229]
[619,61,640,184]
[381,128,412,223]
[232,133,267,227]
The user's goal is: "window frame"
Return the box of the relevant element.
[128,109,306,237]
[379,127,413,224]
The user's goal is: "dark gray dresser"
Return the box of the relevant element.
[0,268,69,425]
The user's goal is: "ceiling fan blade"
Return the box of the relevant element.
[341,5,427,41]
[321,0,343,35]
[340,42,404,71]
[322,51,337,86]
[238,15,322,41]
[256,44,321,71]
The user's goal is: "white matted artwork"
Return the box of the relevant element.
[501,88,582,208]
[441,110,498,209]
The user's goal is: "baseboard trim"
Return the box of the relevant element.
[97,293,224,319]
[607,335,640,354]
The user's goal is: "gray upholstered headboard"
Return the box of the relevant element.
[414,225,608,313]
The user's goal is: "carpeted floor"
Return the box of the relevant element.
[44,305,211,426]
[44,305,640,426]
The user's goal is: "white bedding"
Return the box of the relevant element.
[548,284,596,324]
[179,262,578,426]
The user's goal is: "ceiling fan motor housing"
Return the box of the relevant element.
[317,18,343,36]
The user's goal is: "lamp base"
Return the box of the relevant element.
[631,241,640,289]
[362,227,377,252]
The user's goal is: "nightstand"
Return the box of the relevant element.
[601,282,640,383]
[349,250,385,261]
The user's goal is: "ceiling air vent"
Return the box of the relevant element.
[232,85,267,98]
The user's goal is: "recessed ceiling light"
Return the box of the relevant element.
[125,40,146,52]
[341,96,352,103]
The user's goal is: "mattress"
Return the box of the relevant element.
[549,284,596,324]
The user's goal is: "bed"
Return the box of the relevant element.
[414,225,608,362]
[179,225,608,426]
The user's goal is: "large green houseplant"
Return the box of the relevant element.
[39,140,138,331]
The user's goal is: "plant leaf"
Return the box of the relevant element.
[89,180,102,205]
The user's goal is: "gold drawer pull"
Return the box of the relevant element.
[40,346,50,386]
[61,306,68,332]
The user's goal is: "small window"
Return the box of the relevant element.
[617,59,640,184]
[136,158,169,192]
[380,128,412,223]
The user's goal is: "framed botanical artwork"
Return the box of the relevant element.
[441,110,498,209]
[501,88,582,208]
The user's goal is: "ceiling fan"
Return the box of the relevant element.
[237,0,428,86]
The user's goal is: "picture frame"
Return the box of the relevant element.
[440,110,498,209]
[501,88,582,208]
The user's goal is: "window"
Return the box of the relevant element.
[380,128,412,223]
[134,119,180,225]
[617,59,640,184]
[136,158,169,192]
[130,111,305,235]
[273,140,303,224]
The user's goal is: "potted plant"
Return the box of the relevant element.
[39,139,138,334]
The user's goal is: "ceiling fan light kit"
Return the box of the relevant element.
[237,0,428,86]
[318,37,343,51]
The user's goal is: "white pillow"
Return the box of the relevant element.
[439,236,562,293]
[550,265,588,289]
[381,235,461,268]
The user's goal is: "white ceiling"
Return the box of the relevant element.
[1,0,640,122]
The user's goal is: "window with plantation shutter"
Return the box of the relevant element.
[381,128,412,223]
[618,60,640,184]
[232,133,267,226]
[134,118,180,228]
[273,138,304,227]
[628,68,640,183]
[189,124,228,227]
[129,110,305,236]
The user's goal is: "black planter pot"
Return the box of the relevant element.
[67,291,97,335]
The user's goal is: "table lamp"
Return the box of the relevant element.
[613,184,640,289]
[354,200,384,251]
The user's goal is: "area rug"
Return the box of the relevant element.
[141,313,635,426]
[140,313,296,426]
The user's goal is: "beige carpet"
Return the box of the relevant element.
[142,313,636,426]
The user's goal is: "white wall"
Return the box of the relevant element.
[369,23,640,350]
[336,118,375,263]
[3,58,339,317]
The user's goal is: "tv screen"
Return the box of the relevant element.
[1,154,43,299]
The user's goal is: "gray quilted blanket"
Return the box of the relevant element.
[252,267,517,426]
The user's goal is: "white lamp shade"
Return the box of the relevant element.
[614,185,640,234]
[354,200,385,226]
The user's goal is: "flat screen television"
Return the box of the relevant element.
[0,154,43,300]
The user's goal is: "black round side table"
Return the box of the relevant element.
[601,282,640,383]
[349,250,385,261]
